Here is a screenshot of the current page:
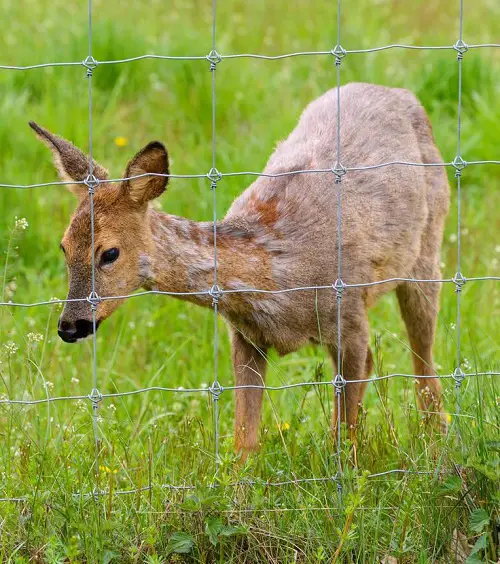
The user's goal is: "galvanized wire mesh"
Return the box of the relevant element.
[0,0,499,505]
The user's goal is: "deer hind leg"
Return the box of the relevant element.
[396,270,447,432]
[230,329,268,462]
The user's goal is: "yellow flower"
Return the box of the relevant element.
[446,414,452,424]
[280,422,290,431]
[99,465,113,474]
[114,136,129,147]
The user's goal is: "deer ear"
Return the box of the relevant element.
[29,121,108,201]
[122,142,169,205]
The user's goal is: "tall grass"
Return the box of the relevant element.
[0,0,499,561]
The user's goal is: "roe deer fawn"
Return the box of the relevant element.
[31,82,450,460]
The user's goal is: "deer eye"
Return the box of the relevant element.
[101,248,120,265]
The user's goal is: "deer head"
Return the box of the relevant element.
[30,122,169,343]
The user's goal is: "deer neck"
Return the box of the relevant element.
[146,210,275,310]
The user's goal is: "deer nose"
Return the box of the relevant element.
[58,319,95,343]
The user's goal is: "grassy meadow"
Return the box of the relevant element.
[0,0,499,561]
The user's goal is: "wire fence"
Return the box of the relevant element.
[0,0,499,505]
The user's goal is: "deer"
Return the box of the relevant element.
[30,82,450,460]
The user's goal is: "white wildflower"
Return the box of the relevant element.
[71,377,80,384]
[3,342,18,357]
[42,381,54,390]
[448,233,458,243]
[14,217,28,230]
[76,400,86,412]
[27,333,44,343]
[5,280,17,299]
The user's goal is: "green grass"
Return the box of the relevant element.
[0,0,499,561]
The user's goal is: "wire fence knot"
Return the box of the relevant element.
[206,49,222,71]
[453,39,469,60]
[452,366,466,388]
[88,388,103,406]
[82,55,98,77]
[452,272,467,293]
[209,284,223,306]
[332,278,346,301]
[208,381,224,401]
[87,291,101,310]
[331,162,347,184]
[452,156,467,177]
[84,174,100,194]
[332,373,346,395]
[207,168,222,188]
[331,44,347,66]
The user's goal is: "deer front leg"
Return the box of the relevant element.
[328,316,371,444]
[231,329,268,461]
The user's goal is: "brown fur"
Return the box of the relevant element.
[31,82,450,460]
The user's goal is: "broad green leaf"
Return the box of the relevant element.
[469,509,490,533]
[437,475,462,496]
[205,517,223,546]
[466,535,487,564]
[166,532,195,555]
[102,550,120,564]
[465,555,484,564]
[219,525,246,537]
[180,495,200,511]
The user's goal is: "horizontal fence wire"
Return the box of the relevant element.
[1,277,500,308]
[2,160,500,189]
[0,0,499,506]
[0,42,499,70]
[0,469,443,504]
[0,371,499,406]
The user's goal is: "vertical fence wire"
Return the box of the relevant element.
[452,0,466,446]
[333,0,346,504]
[209,0,221,472]
[86,0,101,497]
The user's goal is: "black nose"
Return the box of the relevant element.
[58,319,95,343]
